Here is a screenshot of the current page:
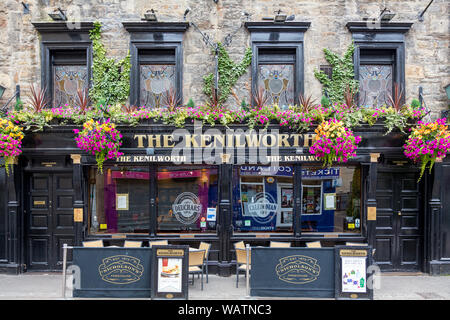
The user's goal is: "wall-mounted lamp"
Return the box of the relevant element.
[48,8,67,21]
[143,9,157,21]
[263,11,295,23]
[183,8,190,21]
[380,8,395,22]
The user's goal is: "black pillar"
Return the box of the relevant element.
[217,163,232,276]
[71,155,84,246]
[293,163,302,240]
[5,157,22,273]
[366,153,379,249]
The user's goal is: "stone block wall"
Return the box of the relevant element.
[0,0,448,117]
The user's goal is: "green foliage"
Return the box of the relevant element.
[14,99,24,112]
[89,22,131,106]
[186,98,195,108]
[320,95,330,107]
[410,98,421,109]
[314,43,359,104]
[241,98,249,111]
[203,43,252,105]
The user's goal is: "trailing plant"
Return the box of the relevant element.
[403,118,450,181]
[73,119,123,174]
[314,42,359,104]
[203,43,252,105]
[89,22,131,106]
[310,118,361,167]
[0,118,24,175]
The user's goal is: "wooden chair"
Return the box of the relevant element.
[346,242,368,246]
[235,248,251,288]
[270,241,291,248]
[188,249,206,290]
[124,240,142,248]
[149,240,168,247]
[199,242,211,283]
[234,241,245,249]
[82,240,104,247]
[306,241,322,248]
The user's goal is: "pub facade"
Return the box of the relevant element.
[0,0,449,276]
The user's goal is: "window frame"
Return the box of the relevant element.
[33,22,93,107]
[245,22,310,107]
[123,22,189,107]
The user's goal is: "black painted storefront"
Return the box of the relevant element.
[0,123,449,276]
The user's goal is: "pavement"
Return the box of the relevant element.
[0,272,449,300]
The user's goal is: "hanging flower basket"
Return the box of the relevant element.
[309,118,361,167]
[74,119,123,174]
[0,118,24,176]
[403,118,450,181]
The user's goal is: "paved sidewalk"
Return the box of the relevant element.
[0,272,449,300]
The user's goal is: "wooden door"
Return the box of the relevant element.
[374,170,423,271]
[26,172,75,271]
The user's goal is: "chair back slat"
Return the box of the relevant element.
[189,250,205,267]
[270,241,291,248]
[235,248,251,265]
[82,240,103,247]
[124,240,142,248]
[149,240,168,247]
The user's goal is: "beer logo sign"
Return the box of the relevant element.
[98,255,144,284]
[172,192,202,225]
[275,255,321,284]
[247,192,278,224]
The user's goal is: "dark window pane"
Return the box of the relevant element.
[140,64,176,108]
[258,64,294,108]
[358,64,392,107]
[89,167,150,234]
[157,167,218,233]
[53,65,88,107]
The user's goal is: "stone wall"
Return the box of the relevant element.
[0,0,448,117]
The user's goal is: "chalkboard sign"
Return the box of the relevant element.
[334,246,374,300]
[151,245,189,300]
[72,247,152,298]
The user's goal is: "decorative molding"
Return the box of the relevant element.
[32,21,95,33]
[122,21,189,33]
[244,21,311,33]
[345,21,413,34]
[70,154,82,164]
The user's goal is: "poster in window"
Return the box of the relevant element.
[281,188,293,208]
[157,257,182,293]
[116,194,129,211]
[341,257,367,293]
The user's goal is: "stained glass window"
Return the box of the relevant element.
[53,65,88,107]
[358,65,393,108]
[140,65,176,108]
[257,64,295,108]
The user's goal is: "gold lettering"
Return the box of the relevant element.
[134,134,146,148]
[278,134,290,147]
[245,133,261,147]
[184,134,199,148]
[201,134,212,148]
[213,134,225,148]
[163,135,175,148]
[147,135,161,148]
[291,134,302,147]
[227,134,234,147]
[235,134,246,147]
[262,134,277,147]
[303,134,316,147]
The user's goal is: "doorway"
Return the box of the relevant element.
[374,169,424,271]
[25,172,75,271]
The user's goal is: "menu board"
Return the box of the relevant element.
[151,245,189,300]
[334,246,374,300]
